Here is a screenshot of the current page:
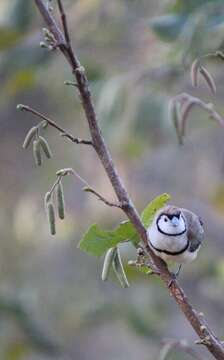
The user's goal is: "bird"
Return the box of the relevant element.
[147,205,204,277]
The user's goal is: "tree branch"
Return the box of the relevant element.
[57,0,71,46]
[83,187,123,209]
[56,167,121,209]
[18,104,93,145]
[33,1,224,358]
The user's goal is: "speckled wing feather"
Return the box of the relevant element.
[181,208,204,252]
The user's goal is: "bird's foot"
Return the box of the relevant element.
[168,273,177,288]
[168,264,182,288]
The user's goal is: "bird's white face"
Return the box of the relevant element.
[157,212,186,236]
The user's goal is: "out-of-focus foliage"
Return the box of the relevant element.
[150,0,224,61]
[0,0,49,101]
[1,0,224,359]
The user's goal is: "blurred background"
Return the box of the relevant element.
[1,0,224,359]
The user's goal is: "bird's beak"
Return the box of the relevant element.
[171,216,179,227]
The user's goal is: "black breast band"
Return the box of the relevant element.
[149,239,189,256]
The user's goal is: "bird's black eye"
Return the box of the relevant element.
[164,217,168,222]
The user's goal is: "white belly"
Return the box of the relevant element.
[147,227,199,264]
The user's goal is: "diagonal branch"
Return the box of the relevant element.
[83,187,123,209]
[57,0,71,46]
[34,0,66,47]
[33,1,224,358]
[18,104,93,145]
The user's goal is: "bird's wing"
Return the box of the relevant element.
[181,208,205,253]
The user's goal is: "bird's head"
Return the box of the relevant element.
[156,207,186,236]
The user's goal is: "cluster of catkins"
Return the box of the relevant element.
[22,121,67,235]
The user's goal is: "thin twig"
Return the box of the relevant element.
[33,1,224,358]
[83,187,122,208]
[160,339,203,360]
[49,175,63,196]
[18,104,93,145]
[57,167,122,209]
[57,0,71,46]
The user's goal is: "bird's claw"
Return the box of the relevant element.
[168,272,178,288]
[168,264,182,288]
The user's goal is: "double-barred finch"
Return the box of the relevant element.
[147,206,204,266]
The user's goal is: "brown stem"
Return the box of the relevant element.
[57,0,71,46]
[18,104,93,145]
[33,1,224,358]
[83,187,122,209]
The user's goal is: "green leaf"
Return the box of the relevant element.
[114,220,139,246]
[141,193,171,228]
[78,224,127,257]
[129,193,171,245]
[115,221,136,239]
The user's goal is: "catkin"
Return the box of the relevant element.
[22,127,37,149]
[199,66,216,95]
[180,100,196,136]
[44,191,51,206]
[56,181,65,219]
[47,202,56,235]
[33,139,42,166]
[169,101,179,130]
[169,100,182,145]
[101,248,117,281]
[39,136,52,159]
[112,248,129,288]
[190,59,199,88]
